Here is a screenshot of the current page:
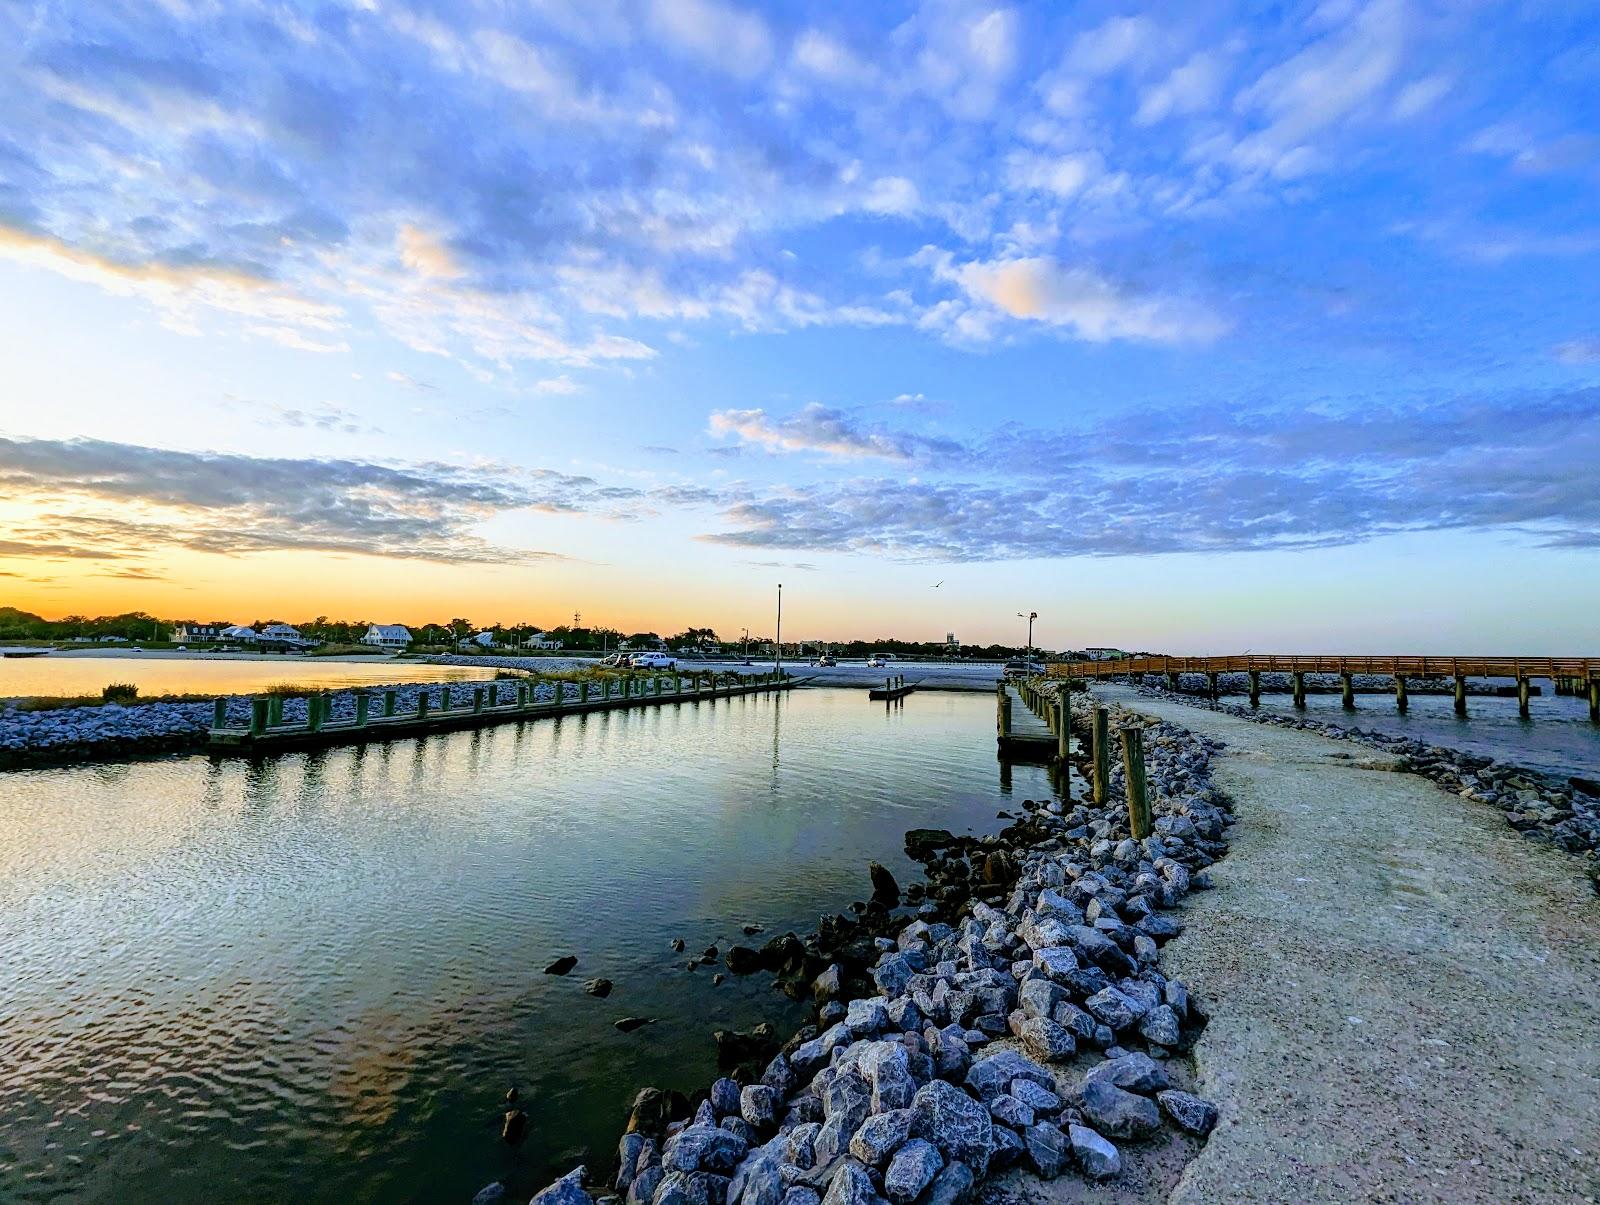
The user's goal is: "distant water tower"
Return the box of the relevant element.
[945,632,957,648]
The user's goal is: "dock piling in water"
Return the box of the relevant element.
[1341,671,1355,710]
[1248,669,1261,707]
[384,690,396,717]
[250,697,268,735]
[213,697,227,729]
[1395,675,1408,714]
[355,695,369,727]
[1454,674,1467,717]
[1120,725,1151,840]
[1517,676,1531,720]
[1292,671,1306,708]
[1092,706,1110,806]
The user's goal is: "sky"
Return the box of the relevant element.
[0,0,1597,652]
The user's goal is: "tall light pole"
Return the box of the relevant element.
[742,627,750,658]
[1017,611,1037,658]
[775,584,783,675]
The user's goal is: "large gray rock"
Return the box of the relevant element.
[741,1085,778,1131]
[986,1093,1034,1130]
[883,1138,943,1205]
[532,1167,590,1205]
[860,1041,916,1112]
[1078,1080,1161,1140]
[782,1190,821,1205]
[1084,1053,1169,1094]
[823,1071,872,1128]
[910,1080,993,1177]
[1031,946,1079,982]
[711,1079,743,1119]
[920,1160,975,1205]
[849,1108,912,1166]
[820,1159,886,1205]
[664,1124,749,1174]
[1138,1005,1181,1047]
[1022,1123,1070,1179]
[1017,977,1060,1021]
[1067,1124,1122,1180]
[963,1049,1054,1103]
[1009,1079,1061,1114]
[846,997,890,1038]
[654,1170,727,1205]
[874,954,915,998]
[1084,987,1144,1031]
[618,1135,648,1191]
[1157,1090,1219,1135]
[728,1153,785,1205]
[1019,1016,1076,1064]
[629,1167,664,1205]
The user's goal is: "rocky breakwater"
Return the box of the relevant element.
[1132,680,1600,892]
[505,707,1232,1205]
[0,679,549,770]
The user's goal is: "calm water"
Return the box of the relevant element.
[0,689,1053,1204]
[1221,690,1600,779]
[0,655,491,699]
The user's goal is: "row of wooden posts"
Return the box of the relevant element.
[213,670,785,736]
[1151,667,1600,721]
[999,679,1153,841]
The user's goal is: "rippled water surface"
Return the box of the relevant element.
[0,688,1052,1203]
[1219,689,1599,778]
[0,654,493,699]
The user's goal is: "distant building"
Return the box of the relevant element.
[470,630,499,648]
[173,623,223,644]
[220,625,260,643]
[260,623,303,642]
[362,624,412,648]
[1083,647,1126,661]
[523,631,563,650]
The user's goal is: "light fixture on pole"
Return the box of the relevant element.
[1017,611,1037,657]
[775,584,783,674]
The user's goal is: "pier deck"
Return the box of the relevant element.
[207,672,803,756]
[996,682,1063,762]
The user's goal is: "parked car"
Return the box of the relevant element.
[815,655,836,667]
[1002,660,1046,678]
[629,652,677,669]
[865,654,888,668]
[599,652,628,667]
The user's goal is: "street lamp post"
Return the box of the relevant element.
[775,584,783,675]
[1017,611,1038,658]
[742,627,749,659]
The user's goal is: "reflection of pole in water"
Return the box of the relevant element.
[998,759,1013,793]
[770,690,783,775]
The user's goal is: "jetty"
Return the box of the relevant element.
[1051,654,1600,721]
[867,674,917,701]
[206,670,800,756]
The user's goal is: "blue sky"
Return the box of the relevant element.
[0,0,1596,650]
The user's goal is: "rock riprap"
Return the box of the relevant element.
[519,698,1229,1205]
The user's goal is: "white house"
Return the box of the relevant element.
[362,624,412,648]
[220,625,260,643]
[260,623,304,643]
[523,631,563,650]
[173,623,223,644]
[470,630,499,648]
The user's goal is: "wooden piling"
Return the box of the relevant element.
[1166,671,1181,692]
[356,695,369,726]
[213,697,227,729]
[488,683,499,707]
[1394,674,1408,714]
[1120,725,1151,840]
[1248,669,1261,708]
[384,689,396,717]
[1206,671,1219,701]
[1517,676,1530,720]
[250,697,269,735]
[1092,706,1110,806]
[1056,695,1069,766]
[1589,677,1599,724]
[417,693,429,719]
[1340,671,1355,710]
[307,695,324,732]
[1454,674,1467,718]
[269,695,284,726]
[1292,671,1306,708]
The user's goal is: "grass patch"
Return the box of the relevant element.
[101,682,139,704]
[262,681,317,696]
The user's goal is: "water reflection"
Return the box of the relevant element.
[1,689,1058,1204]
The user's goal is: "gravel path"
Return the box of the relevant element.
[1092,684,1600,1204]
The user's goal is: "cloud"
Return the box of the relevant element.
[1392,73,1452,120]
[939,254,1230,343]
[1065,16,1159,77]
[708,404,964,461]
[699,389,1600,560]
[1136,51,1227,124]
[1555,339,1600,364]
[397,223,463,280]
[0,437,636,565]
[864,177,920,216]
[791,30,878,86]
[648,0,772,77]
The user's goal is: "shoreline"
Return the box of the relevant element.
[500,688,1233,1205]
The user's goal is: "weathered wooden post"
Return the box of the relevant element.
[1248,670,1261,708]
[1292,671,1306,708]
[473,687,484,714]
[417,693,429,719]
[1589,676,1600,724]
[1340,671,1355,710]
[1056,695,1069,765]
[488,683,499,707]
[212,697,227,730]
[1454,674,1468,718]
[250,697,269,735]
[1394,674,1408,714]
[1092,706,1110,806]
[997,682,1011,738]
[1206,672,1219,701]
[268,695,284,726]
[1166,671,1180,692]
[674,673,682,694]
[1517,676,1530,720]
[1120,725,1151,840]
[356,694,369,726]
[307,694,324,732]
[384,689,397,717]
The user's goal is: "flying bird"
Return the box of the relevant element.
[931,581,944,588]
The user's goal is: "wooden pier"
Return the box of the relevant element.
[996,680,1071,763]
[869,674,917,701]
[207,671,801,756]
[1049,655,1600,722]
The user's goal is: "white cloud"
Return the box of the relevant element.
[397,223,463,280]
[1392,72,1452,119]
[1554,339,1600,364]
[1006,150,1104,198]
[940,254,1230,344]
[1065,15,1158,77]
[1137,50,1227,125]
[791,29,877,85]
[864,176,921,216]
[648,0,772,77]
[534,374,583,394]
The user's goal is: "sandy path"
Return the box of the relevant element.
[1093,685,1600,1204]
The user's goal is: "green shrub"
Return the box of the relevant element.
[101,682,139,704]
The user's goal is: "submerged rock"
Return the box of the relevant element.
[585,977,614,997]
[544,955,578,975]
